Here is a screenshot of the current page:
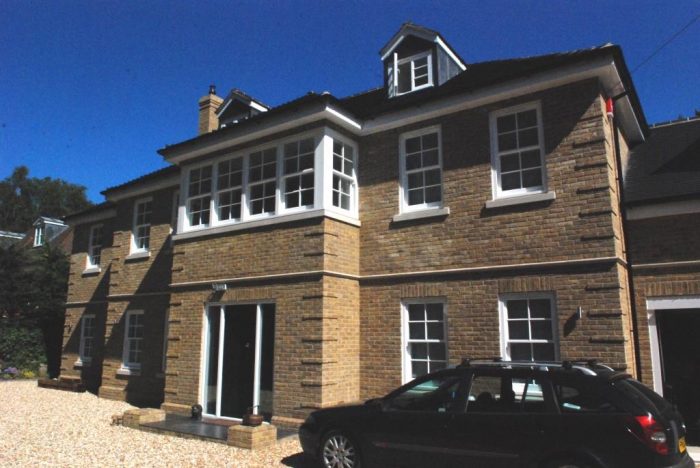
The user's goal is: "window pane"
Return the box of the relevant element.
[521,150,541,169]
[398,61,411,93]
[411,343,427,359]
[405,137,421,155]
[498,132,517,151]
[507,300,528,319]
[301,188,314,206]
[407,172,423,190]
[422,132,438,149]
[333,154,342,172]
[422,149,439,167]
[425,168,441,186]
[411,360,427,378]
[518,128,539,147]
[510,343,532,361]
[508,320,529,340]
[533,343,555,361]
[406,153,421,171]
[501,153,520,172]
[408,189,424,205]
[497,114,516,133]
[408,304,424,321]
[517,109,537,128]
[409,322,425,340]
[531,320,553,340]
[426,303,442,320]
[427,322,444,340]
[425,186,441,204]
[501,172,521,191]
[530,299,551,318]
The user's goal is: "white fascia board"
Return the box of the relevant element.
[362,58,642,141]
[165,106,362,164]
[216,97,269,117]
[599,62,644,144]
[66,209,117,226]
[250,101,269,113]
[627,199,700,220]
[434,36,467,70]
[380,34,406,61]
[104,175,180,202]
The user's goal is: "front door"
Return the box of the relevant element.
[658,309,700,444]
[203,303,275,420]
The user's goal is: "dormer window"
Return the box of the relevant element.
[33,225,44,247]
[381,23,467,99]
[394,51,433,96]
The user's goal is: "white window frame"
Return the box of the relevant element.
[130,197,152,254]
[246,146,278,219]
[329,135,358,215]
[281,137,316,212]
[77,314,96,366]
[401,298,448,384]
[86,224,103,269]
[399,125,443,213]
[33,225,44,247]
[490,101,547,200]
[185,165,213,230]
[499,292,559,362]
[176,128,358,235]
[121,310,144,373]
[393,51,434,97]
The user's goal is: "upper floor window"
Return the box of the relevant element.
[499,293,558,362]
[248,148,277,216]
[389,51,434,97]
[332,141,356,211]
[217,157,243,221]
[490,102,546,199]
[87,224,103,268]
[283,138,315,209]
[33,225,44,247]
[400,127,442,212]
[176,129,359,235]
[132,198,152,252]
[187,166,212,227]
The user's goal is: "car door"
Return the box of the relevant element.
[446,369,555,467]
[363,371,468,468]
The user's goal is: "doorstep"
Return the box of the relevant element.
[139,414,297,444]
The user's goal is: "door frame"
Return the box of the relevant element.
[646,295,700,395]
[200,301,275,420]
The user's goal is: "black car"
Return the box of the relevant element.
[300,359,694,468]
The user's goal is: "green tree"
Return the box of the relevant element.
[0,166,92,232]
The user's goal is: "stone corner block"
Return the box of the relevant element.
[122,408,166,428]
[227,424,277,450]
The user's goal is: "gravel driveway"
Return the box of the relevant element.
[0,380,315,467]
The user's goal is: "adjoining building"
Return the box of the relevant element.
[59,23,698,431]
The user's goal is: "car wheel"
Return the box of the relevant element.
[320,430,361,468]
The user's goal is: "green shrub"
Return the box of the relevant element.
[20,369,36,379]
[0,325,46,372]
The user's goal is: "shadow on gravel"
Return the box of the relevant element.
[281,452,317,467]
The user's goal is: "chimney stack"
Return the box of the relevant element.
[198,84,223,135]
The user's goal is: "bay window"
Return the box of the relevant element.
[176,129,358,235]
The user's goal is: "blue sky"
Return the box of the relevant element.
[1,1,699,202]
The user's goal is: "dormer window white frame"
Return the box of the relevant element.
[86,224,103,269]
[490,101,547,200]
[177,128,359,236]
[33,225,44,247]
[391,51,434,97]
[131,197,152,253]
[399,125,443,213]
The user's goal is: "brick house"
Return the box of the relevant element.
[61,23,663,428]
[624,117,700,443]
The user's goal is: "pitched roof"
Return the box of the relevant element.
[379,22,467,69]
[340,44,644,124]
[63,201,115,222]
[624,117,700,204]
[101,165,179,195]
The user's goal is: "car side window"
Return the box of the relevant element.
[553,382,621,414]
[467,374,548,413]
[387,375,464,413]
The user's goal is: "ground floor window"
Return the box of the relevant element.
[499,293,558,361]
[402,300,447,383]
[121,310,144,371]
[78,314,95,364]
